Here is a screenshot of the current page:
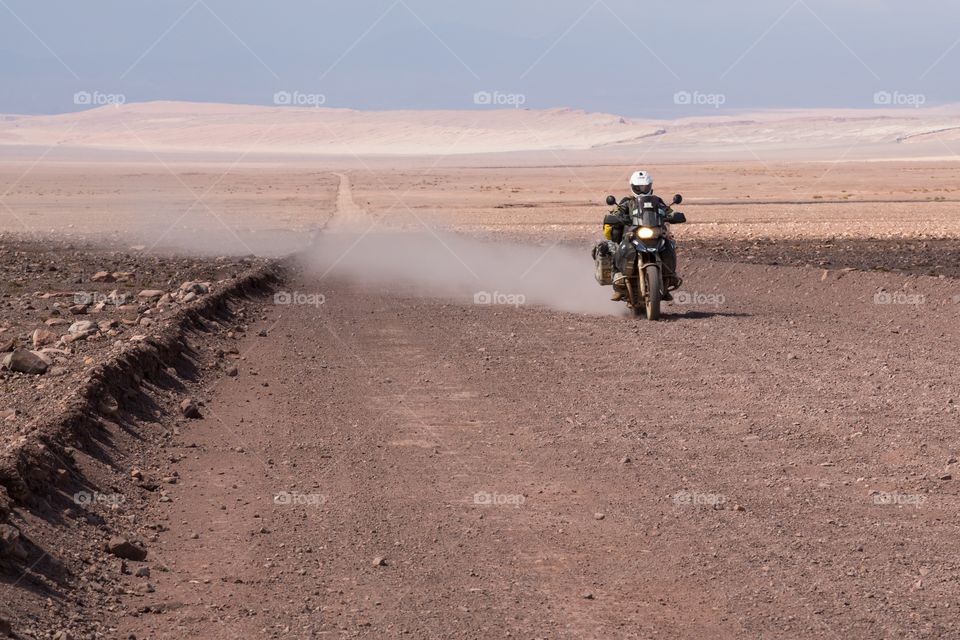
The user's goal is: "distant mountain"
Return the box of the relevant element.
[3,100,960,159]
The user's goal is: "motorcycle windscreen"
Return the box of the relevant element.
[639,209,660,227]
[632,197,662,227]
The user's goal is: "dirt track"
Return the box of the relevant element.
[99,248,960,639]
[3,168,960,639]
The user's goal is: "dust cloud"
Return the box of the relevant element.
[302,231,616,315]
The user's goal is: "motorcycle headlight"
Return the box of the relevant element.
[637,227,659,239]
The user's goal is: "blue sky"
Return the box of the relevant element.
[2,0,958,115]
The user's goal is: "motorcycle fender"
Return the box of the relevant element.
[632,240,659,254]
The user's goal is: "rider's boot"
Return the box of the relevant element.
[663,273,681,302]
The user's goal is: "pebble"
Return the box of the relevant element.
[68,320,97,335]
[105,537,148,561]
[2,349,49,375]
[31,328,58,348]
[179,398,202,419]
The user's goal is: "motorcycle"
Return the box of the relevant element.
[597,193,686,320]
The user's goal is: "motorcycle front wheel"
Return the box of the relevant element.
[644,265,661,321]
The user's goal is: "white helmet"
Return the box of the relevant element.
[630,170,653,196]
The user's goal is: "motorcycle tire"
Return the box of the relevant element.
[645,265,662,321]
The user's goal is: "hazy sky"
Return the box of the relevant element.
[2,0,958,116]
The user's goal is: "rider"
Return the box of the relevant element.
[602,170,681,301]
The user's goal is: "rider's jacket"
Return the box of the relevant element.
[603,195,670,242]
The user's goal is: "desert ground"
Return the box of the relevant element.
[1,104,960,639]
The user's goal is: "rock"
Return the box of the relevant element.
[179,398,202,419]
[138,290,165,301]
[593,513,605,520]
[48,366,68,376]
[53,630,74,640]
[373,556,387,567]
[939,473,952,481]
[3,349,48,375]
[45,318,69,327]
[90,271,115,283]
[733,504,746,512]
[180,281,210,294]
[68,320,97,335]
[68,304,89,315]
[181,292,197,303]
[1,409,17,422]
[0,524,28,560]
[32,328,58,348]
[113,271,135,282]
[226,365,239,377]
[105,536,147,561]
[581,592,595,600]
[135,566,151,578]
[0,617,11,636]
[620,456,632,464]
[0,338,13,353]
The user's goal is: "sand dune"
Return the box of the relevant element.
[3,101,960,159]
